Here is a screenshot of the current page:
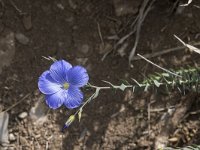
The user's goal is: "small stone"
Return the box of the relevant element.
[117,42,128,57]
[72,25,78,30]
[22,15,32,30]
[9,133,16,141]
[15,33,29,45]
[68,0,77,9]
[75,58,88,65]
[0,112,9,145]
[41,4,51,14]
[113,0,139,16]
[80,44,89,54]
[168,137,179,142]
[18,112,28,119]
[76,44,90,57]
[8,147,15,150]
[0,31,15,74]
[65,16,74,24]
[29,96,48,125]
[19,136,28,145]
[57,3,65,10]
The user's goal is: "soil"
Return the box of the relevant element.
[0,0,200,149]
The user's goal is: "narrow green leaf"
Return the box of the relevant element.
[88,88,100,103]
[93,88,100,99]
[153,80,161,87]
[132,86,135,93]
[119,83,127,91]
[102,80,115,88]
[162,72,170,77]
[131,78,142,87]
[144,83,150,92]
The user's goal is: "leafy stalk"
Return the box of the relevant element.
[63,67,200,129]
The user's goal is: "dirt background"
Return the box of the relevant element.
[0,0,200,149]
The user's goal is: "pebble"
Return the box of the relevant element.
[68,0,77,9]
[113,0,139,16]
[76,44,90,57]
[15,33,29,45]
[8,147,15,150]
[22,15,32,30]
[9,133,16,141]
[75,58,88,65]
[0,112,9,145]
[117,42,128,57]
[57,3,65,10]
[18,112,28,119]
[0,31,15,74]
[80,44,89,54]
[29,97,48,125]
[19,136,28,145]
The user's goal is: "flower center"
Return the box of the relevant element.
[63,82,69,90]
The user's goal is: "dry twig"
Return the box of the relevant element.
[97,22,104,46]
[8,0,26,15]
[194,5,200,9]
[180,0,193,7]
[132,41,200,60]
[1,93,31,113]
[137,54,181,77]
[102,0,156,62]
[174,35,200,54]
[129,0,156,63]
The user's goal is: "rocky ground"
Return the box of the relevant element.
[0,0,200,149]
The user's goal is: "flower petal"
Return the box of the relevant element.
[50,60,72,84]
[38,71,62,95]
[45,90,65,109]
[64,86,83,109]
[67,66,89,87]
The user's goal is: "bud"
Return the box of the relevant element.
[62,115,75,132]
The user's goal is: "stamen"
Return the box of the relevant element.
[63,82,69,89]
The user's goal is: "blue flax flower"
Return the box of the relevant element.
[38,60,89,109]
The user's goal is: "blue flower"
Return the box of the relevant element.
[38,60,89,109]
